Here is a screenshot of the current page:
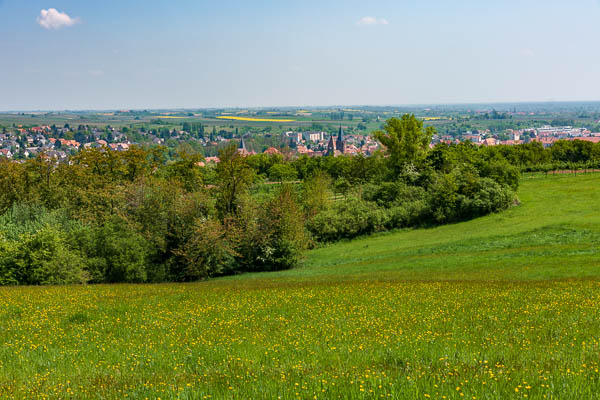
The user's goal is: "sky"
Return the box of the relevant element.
[1,0,600,111]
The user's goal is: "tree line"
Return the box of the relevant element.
[0,115,523,286]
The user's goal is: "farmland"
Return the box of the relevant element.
[216,116,296,123]
[1,174,600,399]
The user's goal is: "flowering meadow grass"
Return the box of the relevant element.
[1,174,600,399]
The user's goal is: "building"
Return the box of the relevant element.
[237,137,255,156]
[326,126,347,156]
[263,147,281,155]
[303,131,326,142]
[0,149,13,158]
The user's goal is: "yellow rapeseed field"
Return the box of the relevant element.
[216,116,296,122]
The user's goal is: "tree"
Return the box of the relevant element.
[374,114,435,174]
[215,143,254,217]
[173,217,236,280]
[301,171,333,217]
[268,163,297,183]
[162,149,204,191]
[260,184,307,270]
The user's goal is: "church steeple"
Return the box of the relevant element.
[326,134,336,156]
[336,125,346,154]
[237,136,249,156]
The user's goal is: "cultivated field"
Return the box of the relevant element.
[1,174,600,399]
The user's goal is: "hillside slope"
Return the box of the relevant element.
[229,173,600,283]
[2,174,600,399]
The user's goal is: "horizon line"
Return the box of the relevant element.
[2,99,600,114]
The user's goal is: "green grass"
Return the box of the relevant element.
[237,173,600,283]
[1,174,600,399]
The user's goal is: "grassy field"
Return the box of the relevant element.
[1,174,600,399]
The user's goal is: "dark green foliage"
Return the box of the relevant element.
[0,205,89,285]
[232,185,307,272]
[215,143,255,217]
[172,217,236,280]
[0,113,534,285]
[259,185,307,270]
[307,196,388,242]
[0,226,88,286]
[362,181,427,208]
[374,115,435,174]
[268,163,298,182]
[82,217,150,283]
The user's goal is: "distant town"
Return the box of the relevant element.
[432,124,600,147]
[2,121,600,163]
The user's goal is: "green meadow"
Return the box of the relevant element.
[1,173,599,399]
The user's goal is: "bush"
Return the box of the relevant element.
[307,197,387,242]
[172,217,236,281]
[426,172,460,223]
[458,178,515,219]
[0,237,19,285]
[426,169,516,224]
[302,172,333,217]
[0,203,83,241]
[362,181,426,208]
[234,185,307,272]
[261,185,307,270]
[476,160,520,191]
[84,217,150,283]
[387,199,429,229]
[0,226,88,285]
[0,205,89,285]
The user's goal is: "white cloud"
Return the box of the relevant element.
[356,16,389,27]
[37,8,79,30]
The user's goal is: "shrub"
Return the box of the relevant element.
[172,217,237,280]
[387,199,429,229]
[85,217,150,283]
[362,181,426,208]
[458,178,515,219]
[0,227,88,285]
[268,163,298,183]
[302,172,333,217]
[262,185,308,270]
[426,169,516,224]
[307,197,387,242]
[0,203,83,241]
[476,160,520,191]
[0,237,19,285]
[233,185,307,272]
[426,172,460,223]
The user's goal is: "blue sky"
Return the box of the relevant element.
[1,0,600,110]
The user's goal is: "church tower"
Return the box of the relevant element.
[326,134,336,156]
[336,125,346,154]
[237,136,249,156]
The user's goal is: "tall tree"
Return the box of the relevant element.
[373,114,435,174]
[215,143,254,217]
